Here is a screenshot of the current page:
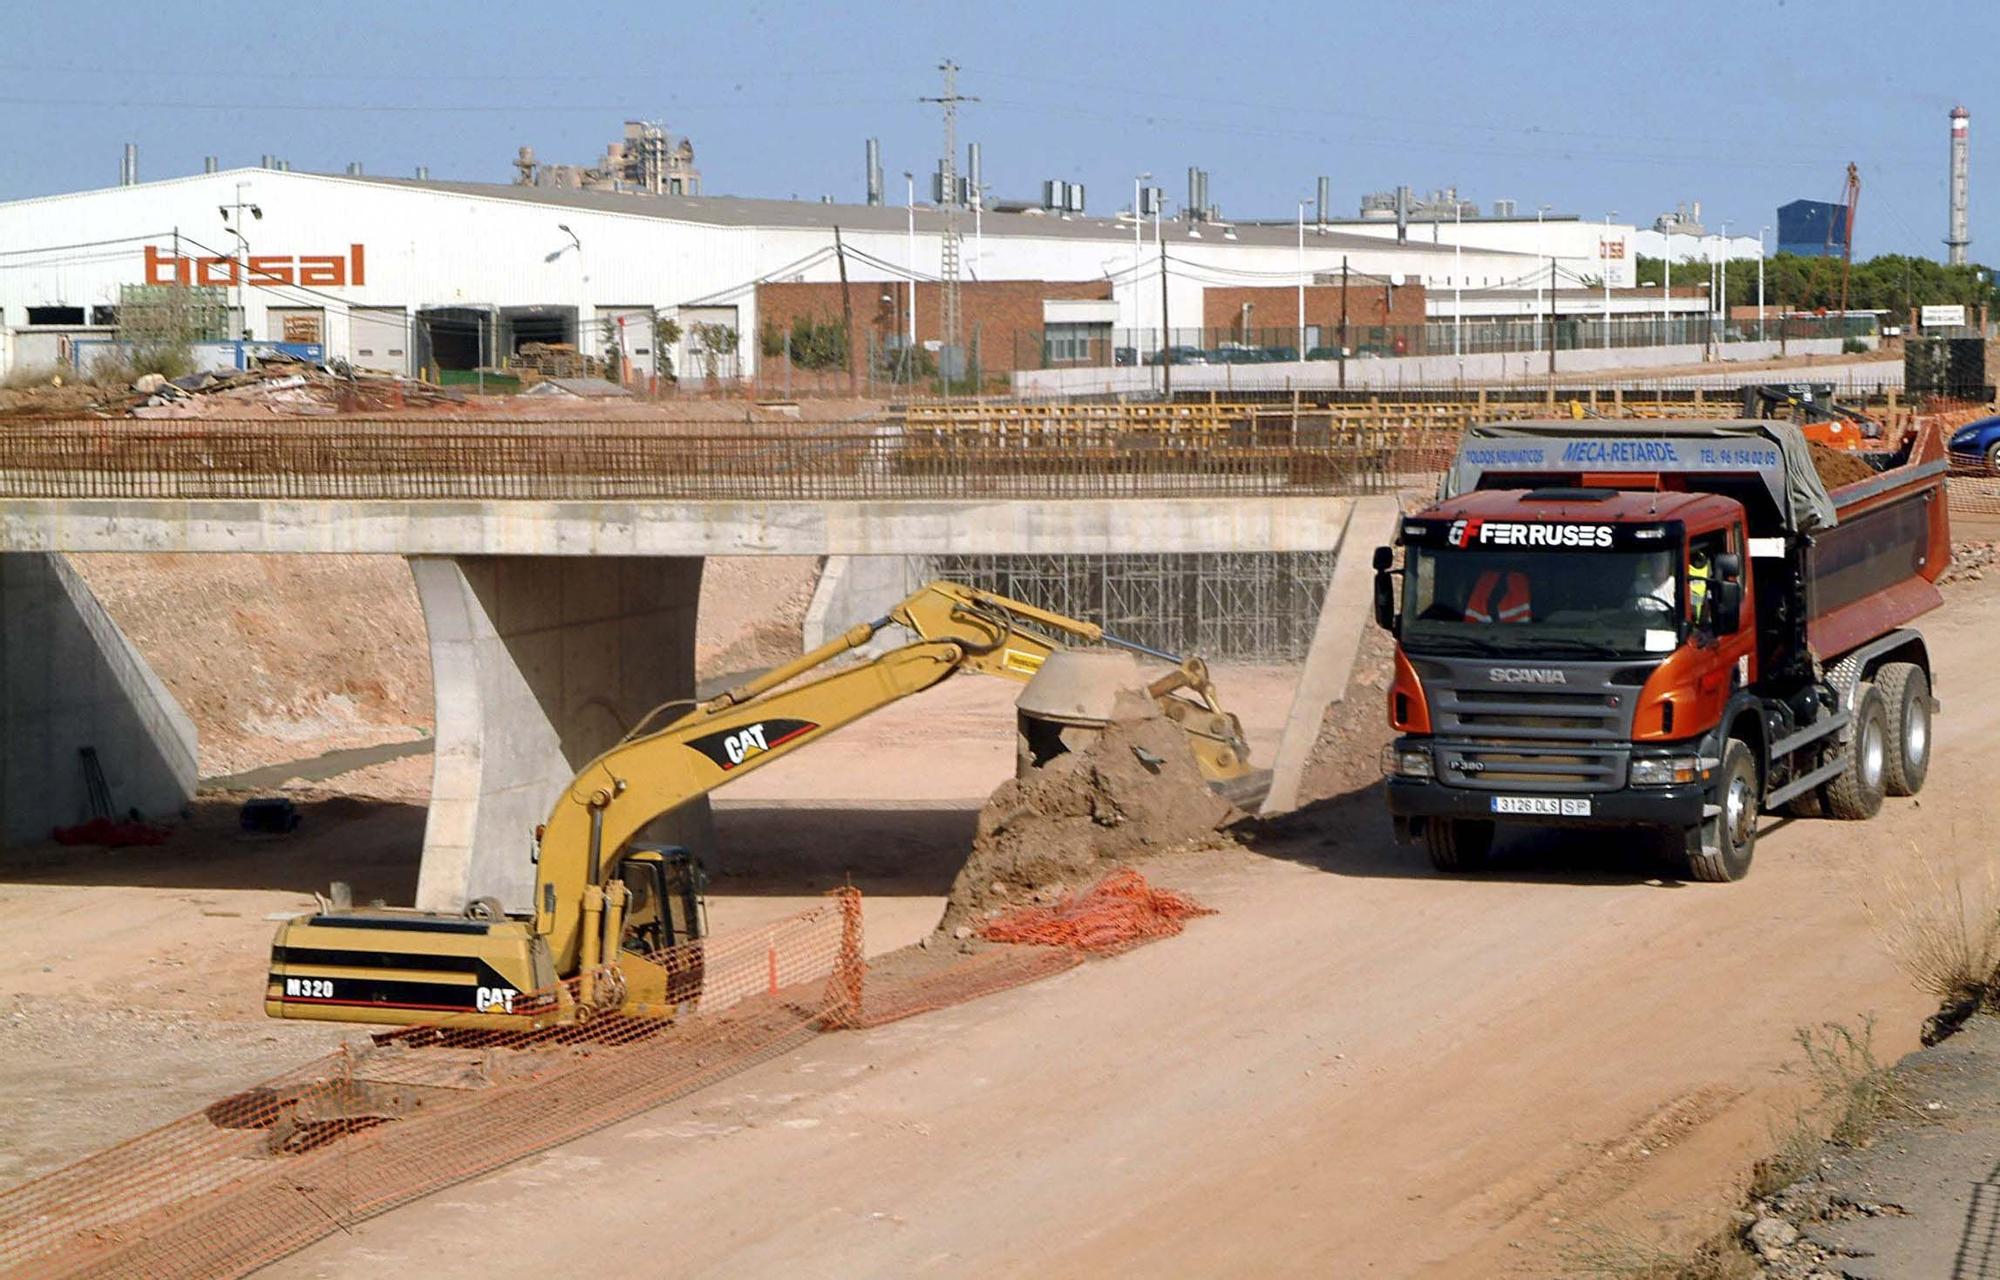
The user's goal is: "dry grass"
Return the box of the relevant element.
[1867,844,2000,1012]
[0,363,68,391]
[1795,1016,1898,1147]
[1558,1224,1759,1280]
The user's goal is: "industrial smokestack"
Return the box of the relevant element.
[120,143,137,186]
[1396,184,1411,244]
[866,138,883,206]
[1316,175,1330,228]
[967,142,981,207]
[416,165,430,180]
[346,162,364,176]
[1948,105,1971,266]
[279,159,291,172]
[202,155,219,174]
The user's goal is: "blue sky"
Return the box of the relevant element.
[6,0,1994,259]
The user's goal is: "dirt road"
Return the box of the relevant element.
[255,582,2000,1278]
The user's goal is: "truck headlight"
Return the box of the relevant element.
[1629,755,1700,786]
[1381,744,1434,779]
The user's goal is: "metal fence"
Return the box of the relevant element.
[1018,315,1881,372]
[0,419,1410,502]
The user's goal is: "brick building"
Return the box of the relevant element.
[1201,281,1427,353]
[755,279,1113,375]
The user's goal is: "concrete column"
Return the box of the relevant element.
[1260,497,1402,816]
[1,553,197,844]
[409,554,713,914]
[801,554,934,653]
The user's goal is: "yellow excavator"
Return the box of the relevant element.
[266,581,1254,1030]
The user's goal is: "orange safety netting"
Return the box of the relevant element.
[976,868,1216,954]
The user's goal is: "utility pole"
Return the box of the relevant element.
[921,60,977,389]
[1159,237,1172,397]
[834,225,856,394]
[1339,255,1350,390]
[1134,171,1151,359]
[1757,225,1768,344]
[1602,211,1616,350]
[1547,257,1558,378]
[1296,198,1308,356]
[1719,219,1732,347]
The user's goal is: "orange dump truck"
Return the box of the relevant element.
[1374,419,1949,880]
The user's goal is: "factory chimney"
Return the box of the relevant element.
[345,162,364,176]
[865,138,884,206]
[1316,175,1330,229]
[1395,184,1411,244]
[1948,105,1971,266]
[120,143,137,186]
[416,165,430,180]
[967,142,981,207]
[202,156,218,174]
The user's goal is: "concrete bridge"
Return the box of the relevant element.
[0,420,1395,913]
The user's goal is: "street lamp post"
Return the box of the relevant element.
[218,182,262,343]
[1134,171,1151,356]
[1719,220,1732,346]
[1757,225,1769,343]
[1297,198,1308,357]
[1602,211,1616,350]
[1453,200,1463,362]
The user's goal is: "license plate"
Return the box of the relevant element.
[1490,796,1592,817]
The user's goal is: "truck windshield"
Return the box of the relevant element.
[1401,545,1681,658]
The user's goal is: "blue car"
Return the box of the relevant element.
[1950,413,2000,469]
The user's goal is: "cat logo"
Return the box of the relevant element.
[475,986,519,1014]
[684,718,820,771]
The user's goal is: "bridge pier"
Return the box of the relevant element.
[0,553,197,845]
[409,554,715,915]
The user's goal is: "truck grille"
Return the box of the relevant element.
[1435,688,1624,741]
[1436,742,1626,791]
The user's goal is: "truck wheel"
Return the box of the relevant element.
[1875,662,1931,796]
[1682,738,1759,882]
[1425,818,1494,873]
[1821,683,1888,820]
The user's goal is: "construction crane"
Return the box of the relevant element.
[266,581,1255,1030]
[1833,162,1860,330]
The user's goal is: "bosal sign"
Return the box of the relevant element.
[144,243,367,288]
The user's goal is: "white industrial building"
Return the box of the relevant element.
[0,168,1651,379]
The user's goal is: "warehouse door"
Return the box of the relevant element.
[267,307,324,346]
[350,307,409,375]
[600,306,656,387]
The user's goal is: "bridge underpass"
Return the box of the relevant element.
[0,419,1394,913]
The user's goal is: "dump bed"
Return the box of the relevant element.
[1438,417,1951,660]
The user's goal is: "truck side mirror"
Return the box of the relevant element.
[1714,552,1742,583]
[1713,580,1743,634]
[1372,545,1395,572]
[1373,570,1398,632]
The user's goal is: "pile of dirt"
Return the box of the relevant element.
[940,691,1239,932]
[695,556,820,681]
[1808,440,1880,490]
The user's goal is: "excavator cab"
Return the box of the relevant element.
[616,845,706,957]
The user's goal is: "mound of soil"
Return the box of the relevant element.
[1808,440,1880,490]
[940,691,1239,931]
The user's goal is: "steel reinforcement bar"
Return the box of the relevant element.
[0,419,1440,502]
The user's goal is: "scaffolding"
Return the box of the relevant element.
[928,551,1339,662]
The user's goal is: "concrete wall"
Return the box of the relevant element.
[801,555,934,653]
[1,552,196,844]
[1011,337,1893,395]
[410,554,714,914]
[0,497,1359,558]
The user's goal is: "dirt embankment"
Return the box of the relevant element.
[941,692,1240,932]
[71,554,433,777]
[694,557,819,681]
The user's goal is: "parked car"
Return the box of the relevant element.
[1305,346,1345,361]
[1113,346,1138,367]
[1948,413,2000,469]
[1143,345,1208,366]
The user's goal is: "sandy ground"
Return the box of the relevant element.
[228,579,2000,1280]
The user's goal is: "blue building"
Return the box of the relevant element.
[1777,199,1849,258]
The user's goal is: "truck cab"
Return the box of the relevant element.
[1377,419,1946,881]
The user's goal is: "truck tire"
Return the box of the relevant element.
[1820,683,1888,820]
[1682,738,1760,882]
[1875,662,1931,797]
[1425,818,1494,873]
